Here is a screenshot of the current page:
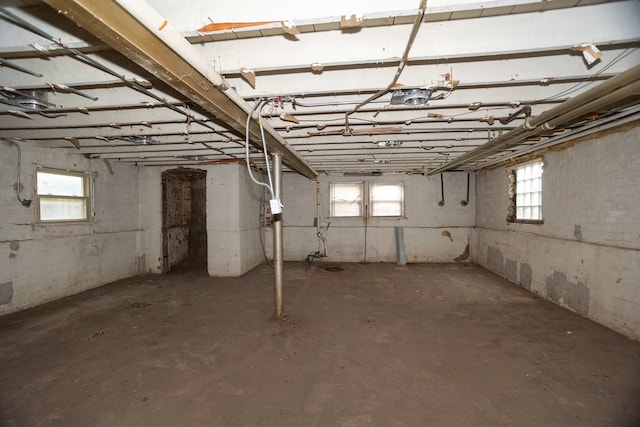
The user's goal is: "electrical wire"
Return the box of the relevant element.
[244,99,275,199]
[351,0,428,114]
[257,103,275,196]
[293,98,390,108]
[538,47,637,103]
[3,139,32,207]
[0,6,227,139]
[258,190,273,269]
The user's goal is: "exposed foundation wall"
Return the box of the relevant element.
[138,166,164,273]
[208,164,265,276]
[0,143,140,315]
[139,164,263,277]
[473,127,640,340]
[267,172,475,263]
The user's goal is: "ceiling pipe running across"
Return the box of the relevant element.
[350,0,427,115]
[43,0,317,179]
[428,64,640,175]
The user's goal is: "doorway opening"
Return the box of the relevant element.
[161,168,207,273]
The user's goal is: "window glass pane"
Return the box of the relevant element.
[37,169,91,222]
[371,201,401,217]
[40,198,87,220]
[532,192,540,205]
[532,163,542,176]
[514,160,543,221]
[371,184,402,201]
[370,183,403,217]
[37,172,84,196]
[333,201,361,217]
[532,177,541,191]
[532,206,540,220]
[331,183,362,217]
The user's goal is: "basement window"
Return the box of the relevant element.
[369,183,404,217]
[507,160,543,223]
[330,182,363,217]
[36,168,93,222]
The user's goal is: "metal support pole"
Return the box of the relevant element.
[272,153,284,319]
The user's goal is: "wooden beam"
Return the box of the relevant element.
[43,0,317,179]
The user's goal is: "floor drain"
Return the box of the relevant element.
[323,266,344,272]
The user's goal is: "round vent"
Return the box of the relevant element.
[390,88,433,106]
[403,88,432,106]
[1,89,52,110]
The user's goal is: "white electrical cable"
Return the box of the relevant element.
[258,102,275,194]
[3,139,32,207]
[245,99,275,199]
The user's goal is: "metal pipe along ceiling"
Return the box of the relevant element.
[42,0,317,179]
[428,64,640,175]
[351,0,428,115]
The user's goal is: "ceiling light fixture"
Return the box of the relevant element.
[0,89,58,110]
[390,88,432,106]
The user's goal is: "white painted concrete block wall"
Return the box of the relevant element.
[0,143,140,315]
[207,164,264,276]
[207,164,242,276]
[237,165,269,274]
[138,165,164,273]
[267,172,475,262]
[139,164,264,277]
[474,127,640,340]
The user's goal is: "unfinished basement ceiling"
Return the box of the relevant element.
[1,0,639,175]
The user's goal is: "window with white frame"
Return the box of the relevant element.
[369,183,404,217]
[508,160,543,223]
[36,168,92,222]
[330,182,362,217]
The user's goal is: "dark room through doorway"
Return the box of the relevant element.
[161,168,207,273]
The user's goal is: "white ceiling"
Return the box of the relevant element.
[1,0,639,177]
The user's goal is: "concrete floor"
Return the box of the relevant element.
[1,262,639,427]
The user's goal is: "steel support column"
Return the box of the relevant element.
[272,153,284,319]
